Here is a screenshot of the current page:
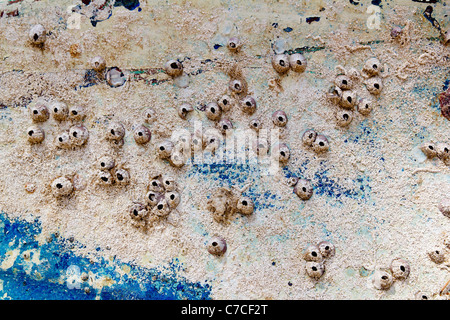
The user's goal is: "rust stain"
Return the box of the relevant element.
[0,9,19,17]
[438,87,450,120]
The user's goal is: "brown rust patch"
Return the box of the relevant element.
[69,44,81,58]
[439,88,450,120]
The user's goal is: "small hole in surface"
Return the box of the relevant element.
[212,242,218,247]
[152,181,158,186]
[302,187,307,192]
[242,200,248,206]
[279,60,285,67]
[280,151,285,157]
[157,204,163,210]
[429,145,434,150]
[33,110,38,114]
[101,177,108,182]
[170,194,175,200]
[278,116,284,122]
[347,96,352,103]
[138,131,143,136]
[110,129,115,135]
[28,131,34,136]
[223,125,228,130]
[165,181,170,185]
[445,148,449,153]
[422,296,428,300]
[229,42,236,48]
[223,99,228,105]
[319,141,324,146]
[311,251,317,257]
[342,80,347,85]
[54,108,58,113]
[325,246,330,250]
[296,60,301,65]
[72,110,78,115]
[246,101,252,107]
[170,62,178,69]
[374,83,380,89]
[343,114,349,120]
[234,83,240,90]
[117,174,123,181]
[56,183,62,189]
[160,146,165,151]
[210,107,215,113]
[58,137,63,142]
[381,276,388,280]
[311,266,317,271]
[400,266,405,272]
[373,64,378,69]
[100,162,105,167]
[33,34,39,41]
[133,210,138,216]
[73,132,78,137]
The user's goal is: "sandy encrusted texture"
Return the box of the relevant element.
[0,0,450,299]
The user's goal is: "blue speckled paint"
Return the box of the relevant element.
[0,212,211,300]
[283,161,372,203]
[189,163,281,210]
[189,159,371,205]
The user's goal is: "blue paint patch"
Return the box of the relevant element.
[283,27,293,32]
[114,0,140,11]
[213,44,222,50]
[188,163,280,210]
[75,69,100,90]
[306,17,320,24]
[0,212,211,300]
[371,0,382,6]
[443,79,449,91]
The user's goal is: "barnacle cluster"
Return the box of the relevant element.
[420,141,450,165]
[327,58,383,128]
[27,100,90,148]
[95,155,130,186]
[128,174,180,228]
[303,241,335,280]
[271,53,307,75]
[372,258,410,291]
